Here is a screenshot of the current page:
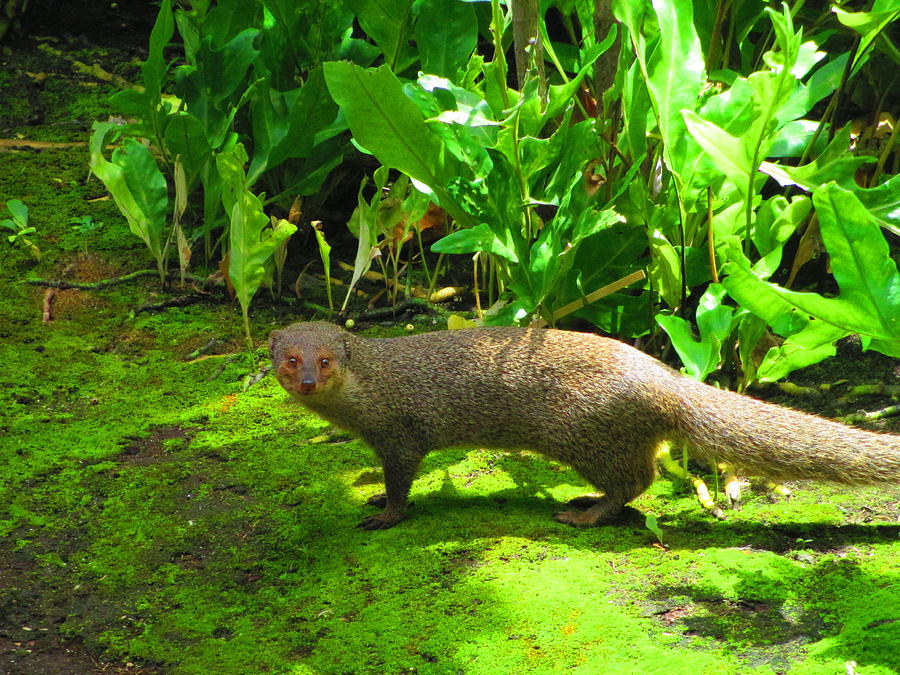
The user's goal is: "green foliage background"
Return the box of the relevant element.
[90,0,900,385]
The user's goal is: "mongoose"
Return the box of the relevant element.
[269,321,900,530]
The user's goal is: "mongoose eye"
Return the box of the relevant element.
[288,356,298,366]
[320,358,330,368]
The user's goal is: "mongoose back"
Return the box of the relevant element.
[269,321,900,529]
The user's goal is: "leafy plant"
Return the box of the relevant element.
[656,284,736,382]
[69,216,103,236]
[0,199,40,261]
[89,122,169,283]
[92,0,898,382]
[324,13,627,327]
[218,144,297,352]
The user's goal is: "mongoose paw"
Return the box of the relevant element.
[553,510,600,527]
[565,494,603,509]
[366,493,388,508]
[357,512,403,530]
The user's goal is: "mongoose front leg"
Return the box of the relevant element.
[357,453,421,530]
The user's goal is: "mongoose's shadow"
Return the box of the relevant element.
[397,490,900,550]
[397,451,900,552]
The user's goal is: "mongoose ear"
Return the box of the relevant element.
[342,336,351,361]
[268,329,282,358]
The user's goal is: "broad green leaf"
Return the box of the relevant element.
[760,124,875,191]
[323,62,471,226]
[648,229,681,308]
[682,110,753,196]
[5,199,28,228]
[656,284,735,381]
[174,28,260,147]
[750,195,810,277]
[697,77,755,136]
[221,143,297,324]
[655,313,713,380]
[143,0,175,97]
[406,74,497,176]
[248,68,341,183]
[619,59,650,160]
[856,174,900,237]
[756,320,847,382]
[767,120,827,158]
[431,223,519,263]
[776,53,847,125]
[163,112,211,190]
[415,0,476,78]
[834,3,900,68]
[645,0,707,195]
[349,0,415,71]
[722,184,900,346]
[812,183,900,341]
[89,123,168,278]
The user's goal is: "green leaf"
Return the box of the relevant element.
[220,143,297,330]
[756,320,846,382]
[834,3,900,69]
[812,183,900,341]
[656,284,734,381]
[760,125,875,191]
[415,0,476,78]
[348,0,416,71]
[248,67,341,183]
[323,61,470,225]
[768,120,827,158]
[431,223,519,263]
[143,0,175,97]
[5,199,28,228]
[856,174,900,237]
[682,110,753,196]
[644,0,707,194]
[647,229,681,308]
[722,184,900,347]
[163,112,212,189]
[89,123,168,278]
[174,28,261,147]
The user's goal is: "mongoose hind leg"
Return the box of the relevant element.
[555,444,657,527]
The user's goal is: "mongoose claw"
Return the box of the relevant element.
[553,510,599,527]
[357,512,403,530]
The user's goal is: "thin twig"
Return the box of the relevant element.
[26,270,210,290]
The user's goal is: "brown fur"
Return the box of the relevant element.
[269,321,900,529]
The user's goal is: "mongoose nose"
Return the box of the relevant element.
[300,378,317,393]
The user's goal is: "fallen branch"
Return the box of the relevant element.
[26,270,210,290]
[842,404,900,424]
[133,295,207,315]
[836,383,900,405]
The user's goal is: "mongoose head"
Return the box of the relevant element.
[269,322,351,399]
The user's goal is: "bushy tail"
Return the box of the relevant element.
[672,378,900,483]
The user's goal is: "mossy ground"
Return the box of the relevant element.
[2,25,900,675]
